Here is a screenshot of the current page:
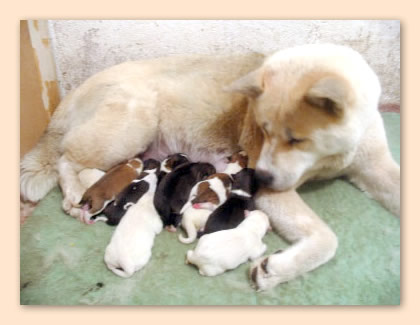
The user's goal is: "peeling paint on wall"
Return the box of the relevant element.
[27,20,60,117]
[48,20,400,105]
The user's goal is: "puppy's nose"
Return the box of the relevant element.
[255,169,274,187]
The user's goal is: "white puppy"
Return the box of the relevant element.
[104,169,162,278]
[186,210,270,276]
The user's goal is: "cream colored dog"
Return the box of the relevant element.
[20,44,400,290]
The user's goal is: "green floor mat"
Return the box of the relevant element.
[20,113,400,305]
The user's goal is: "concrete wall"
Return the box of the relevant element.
[48,20,400,105]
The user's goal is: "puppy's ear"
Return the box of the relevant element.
[225,68,264,98]
[305,76,351,116]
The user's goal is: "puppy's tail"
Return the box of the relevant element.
[178,219,198,244]
[20,130,62,202]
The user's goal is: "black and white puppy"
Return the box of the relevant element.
[154,162,216,232]
[99,159,161,225]
[159,153,190,180]
[198,168,258,237]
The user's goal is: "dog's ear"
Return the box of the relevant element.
[305,76,351,116]
[225,68,264,98]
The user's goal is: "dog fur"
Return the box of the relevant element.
[186,209,270,276]
[20,44,400,290]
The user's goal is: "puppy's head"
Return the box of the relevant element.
[228,44,381,191]
[161,153,190,173]
[232,168,258,196]
[192,163,216,181]
[227,150,249,169]
[143,159,161,173]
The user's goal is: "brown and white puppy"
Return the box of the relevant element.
[178,151,248,244]
[222,150,249,176]
[178,172,233,244]
[78,158,143,224]
[21,44,400,290]
[159,153,190,179]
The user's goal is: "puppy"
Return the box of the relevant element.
[104,165,162,278]
[177,151,248,243]
[186,209,270,276]
[159,153,190,179]
[198,168,258,237]
[95,159,161,225]
[178,173,233,244]
[153,162,216,231]
[78,157,144,223]
[222,151,249,176]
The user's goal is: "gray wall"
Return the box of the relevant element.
[48,20,400,105]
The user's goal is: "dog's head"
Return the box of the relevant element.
[228,44,381,191]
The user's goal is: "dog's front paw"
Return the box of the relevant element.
[249,250,285,291]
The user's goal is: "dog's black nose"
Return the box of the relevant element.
[255,170,274,187]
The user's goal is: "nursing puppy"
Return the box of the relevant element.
[78,157,143,223]
[21,44,400,290]
[186,209,270,276]
[96,159,161,225]
[154,162,216,231]
[159,153,190,180]
[198,168,258,237]
[223,151,249,176]
[104,165,162,278]
[178,172,233,244]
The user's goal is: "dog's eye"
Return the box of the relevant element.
[288,136,304,145]
[286,128,305,145]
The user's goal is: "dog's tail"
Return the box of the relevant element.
[178,219,198,244]
[20,129,62,202]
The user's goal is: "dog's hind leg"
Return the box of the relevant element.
[58,93,159,221]
[347,116,400,217]
[249,189,338,291]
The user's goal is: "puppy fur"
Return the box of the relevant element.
[78,158,143,223]
[21,44,400,289]
[99,159,161,225]
[159,153,190,179]
[154,162,216,230]
[104,166,162,278]
[186,209,270,276]
[177,151,248,243]
[223,151,249,175]
[198,168,258,237]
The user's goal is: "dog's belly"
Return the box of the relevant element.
[141,135,230,172]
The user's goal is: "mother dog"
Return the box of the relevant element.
[20,44,400,290]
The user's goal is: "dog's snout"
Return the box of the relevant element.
[255,170,274,187]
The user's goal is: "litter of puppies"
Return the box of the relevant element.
[78,150,272,279]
